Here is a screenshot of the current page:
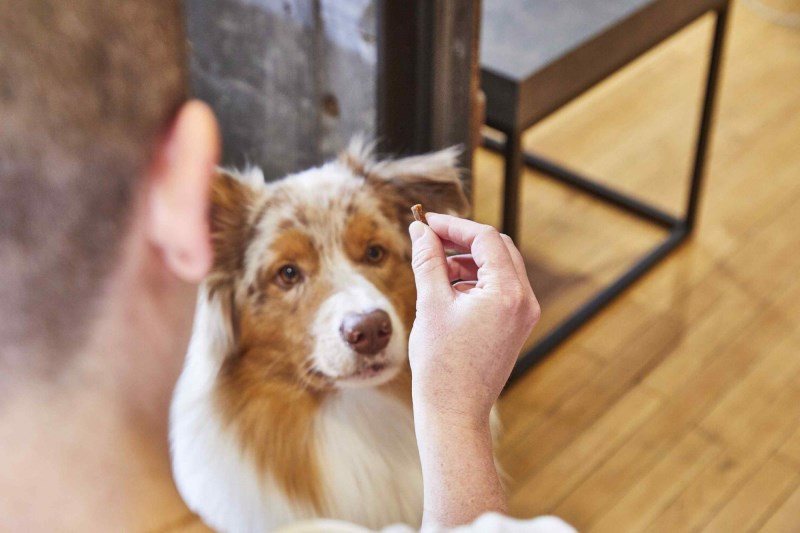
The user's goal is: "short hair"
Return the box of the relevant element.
[0,1,188,365]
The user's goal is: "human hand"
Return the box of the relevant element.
[407,213,540,429]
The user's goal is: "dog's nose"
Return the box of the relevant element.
[340,310,392,355]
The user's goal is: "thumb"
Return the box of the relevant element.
[409,221,453,306]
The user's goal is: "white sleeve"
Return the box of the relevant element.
[437,513,577,532]
[276,514,577,533]
[275,518,374,533]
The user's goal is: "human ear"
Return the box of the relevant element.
[146,100,220,282]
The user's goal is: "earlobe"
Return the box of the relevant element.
[147,100,220,282]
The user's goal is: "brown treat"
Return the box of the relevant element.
[411,204,428,225]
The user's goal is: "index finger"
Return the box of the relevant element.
[425,213,519,288]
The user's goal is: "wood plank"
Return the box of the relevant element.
[559,294,677,363]
[757,484,800,533]
[646,451,754,533]
[642,196,800,395]
[499,346,603,446]
[586,430,721,533]
[550,399,698,530]
[501,306,687,483]
[546,286,792,528]
[625,300,800,531]
[508,387,663,515]
[503,253,767,493]
[702,456,799,533]
[699,333,800,455]
[777,426,800,471]
[702,380,800,463]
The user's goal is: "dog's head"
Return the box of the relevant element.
[205,139,469,392]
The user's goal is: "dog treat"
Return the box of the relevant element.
[411,204,428,225]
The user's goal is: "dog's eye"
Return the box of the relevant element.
[364,244,386,264]
[276,264,302,288]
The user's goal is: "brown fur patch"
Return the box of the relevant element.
[214,223,334,512]
[215,342,327,512]
[207,171,259,296]
[214,300,332,511]
[269,229,320,276]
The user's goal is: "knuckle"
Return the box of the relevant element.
[500,287,526,312]
[528,300,542,326]
[411,247,443,276]
[504,287,541,326]
[473,224,499,241]
[480,224,500,238]
[516,291,540,328]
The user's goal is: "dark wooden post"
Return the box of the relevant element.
[376,0,481,193]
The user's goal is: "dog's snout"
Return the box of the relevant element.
[340,310,392,355]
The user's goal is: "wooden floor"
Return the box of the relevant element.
[477,2,800,532]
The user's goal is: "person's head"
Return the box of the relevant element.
[0,1,219,382]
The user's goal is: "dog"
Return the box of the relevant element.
[170,138,470,532]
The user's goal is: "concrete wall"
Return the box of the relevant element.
[186,0,377,180]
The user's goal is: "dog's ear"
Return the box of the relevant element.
[208,169,259,287]
[342,139,471,225]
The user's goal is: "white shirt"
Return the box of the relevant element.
[276,513,577,533]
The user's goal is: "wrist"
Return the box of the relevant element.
[413,401,493,442]
[413,383,493,429]
[413,403,506,527]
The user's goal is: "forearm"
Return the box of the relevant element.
[414,407,507,528]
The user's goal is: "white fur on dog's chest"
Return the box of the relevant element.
[316,388,422,529]
[171,338,421,532]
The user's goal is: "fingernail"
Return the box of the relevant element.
[409,221,425,243]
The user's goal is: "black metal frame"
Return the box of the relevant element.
[484,5,730,385]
